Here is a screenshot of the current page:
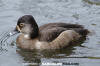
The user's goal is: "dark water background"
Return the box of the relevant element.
[0,0,100,66]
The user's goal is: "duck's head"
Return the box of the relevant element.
[14,15,39,39]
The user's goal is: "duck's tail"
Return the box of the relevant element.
[59,23,89,36]
[73,28,89,36]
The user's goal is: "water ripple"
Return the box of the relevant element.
[0,30,17,54]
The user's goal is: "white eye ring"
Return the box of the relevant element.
[20,23,24,27]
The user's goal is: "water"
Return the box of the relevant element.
[0,0,100,66]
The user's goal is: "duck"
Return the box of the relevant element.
[14,15,89,50]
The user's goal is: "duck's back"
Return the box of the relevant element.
[39,23,89,42]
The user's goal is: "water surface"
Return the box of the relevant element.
[0,0,100,66]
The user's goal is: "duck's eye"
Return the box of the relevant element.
[20,23,24,27]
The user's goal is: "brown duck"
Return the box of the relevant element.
[14,15,89,50]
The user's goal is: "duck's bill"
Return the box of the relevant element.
[9,25,20,36]
[14,25,21,33]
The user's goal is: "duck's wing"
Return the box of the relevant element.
[39,27,67,42]
[39,23,83,31]
[39,23,89,42]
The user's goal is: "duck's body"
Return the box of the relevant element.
[39,23,87,42]
[15,15,89,50]
[16,30,80,50]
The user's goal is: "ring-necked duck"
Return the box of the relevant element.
[14,15,89,50]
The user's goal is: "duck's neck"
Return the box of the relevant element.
[24,25,39,39]
[31,22,39,39]
[30,28,39,39]
[24,30,39,39]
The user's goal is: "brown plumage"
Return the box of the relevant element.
[14,15,89,50]
[39,23,88,42]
